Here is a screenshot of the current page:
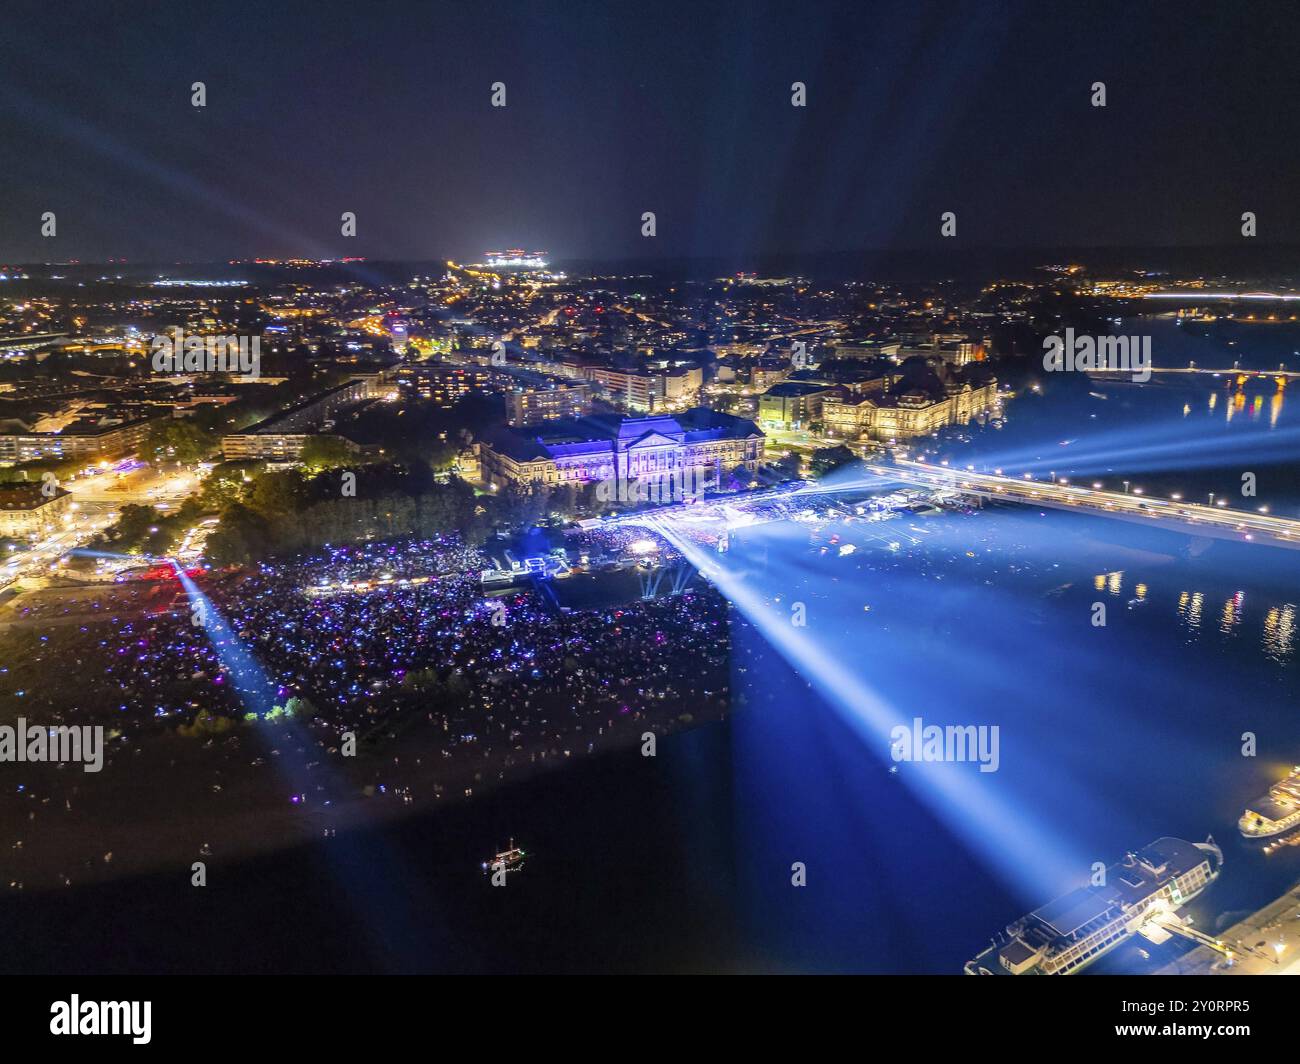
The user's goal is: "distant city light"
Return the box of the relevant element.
[483,250,548,268]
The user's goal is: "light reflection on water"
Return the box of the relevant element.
[1157,584,1295,658]
[1263,604,1297,664]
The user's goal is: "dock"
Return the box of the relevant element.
[1157,880,1300,974]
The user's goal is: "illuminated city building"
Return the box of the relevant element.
[758,381,841,429]
[858,381,998,441]
[504,382,592,426]
[221,378,375,460]
[396,363,593,423]
[0,483,73,540]
[581,366,657,411]
[893,335,987,367]
[655,365,703,407]
[822,394,878,437]
[833,340,902,360]
[0,415,161,463]
[397,364,498,406]
[478,408,764,489]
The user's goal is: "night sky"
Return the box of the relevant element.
[2,0,1299,263]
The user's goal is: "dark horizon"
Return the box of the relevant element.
[8,243,1300,287]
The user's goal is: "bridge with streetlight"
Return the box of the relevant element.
[870,458,1300,549]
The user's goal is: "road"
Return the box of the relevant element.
[872,459,1300,548]
[0,463,206,592]
[68,463,201,507]
[1090,366,1299,382]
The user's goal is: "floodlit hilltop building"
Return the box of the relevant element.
[478,408,764,490]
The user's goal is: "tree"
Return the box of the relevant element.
[724,463,753,492]
[244,469,309,519]
[300,434,355,471]
[196,461,262,512]
[143,418,217,464]
[106,504,162,549]
[810,445,857,479]
[205,502,271,565]
[497,485,550,528]
[771,453,802,481]
[425,439,459,472]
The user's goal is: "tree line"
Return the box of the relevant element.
[205,462,487,565]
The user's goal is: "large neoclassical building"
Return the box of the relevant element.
[478,408,765,489]
[822,379,999,442]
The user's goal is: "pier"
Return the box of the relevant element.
[1157,881,1300,974]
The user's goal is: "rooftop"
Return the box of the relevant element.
[0,484,71,510]
[485,408,762,463]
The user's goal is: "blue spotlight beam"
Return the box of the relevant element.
[641,515,1085,898]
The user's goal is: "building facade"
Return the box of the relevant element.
[396,363,498,406]
[479,409,765,490]
[823,380,999,442]
[0,416,160,465]
[581,366,657,411]
[758,382,841,429]
[504,383,593,426]
[0,485,73,539]
[221,378,373,460]
[822,394,877,438]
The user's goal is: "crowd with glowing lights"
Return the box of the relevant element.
[2,532,729,783]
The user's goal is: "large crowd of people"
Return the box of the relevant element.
[215,533,731,770]
[0,531,733,886]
